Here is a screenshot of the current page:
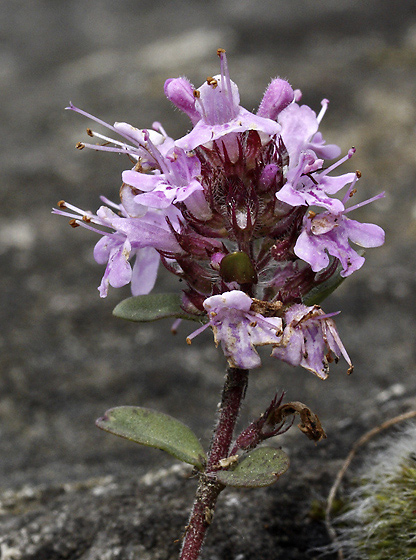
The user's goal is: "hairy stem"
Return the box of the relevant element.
[179,367,249,560]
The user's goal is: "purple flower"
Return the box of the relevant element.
[53,201,182,297]
[122,146,204,210]
[294,190,385,277]
[276,134,358,214]
[274,101,355,213]
[93,227,161,298]
[187,291,283,370]
[278,100,341,166]
[172,49,281,151]
[271,304,352,379]
[276,154,354,213]
[69,105,207,215]
[66,103,175,170]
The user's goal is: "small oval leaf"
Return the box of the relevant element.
[113,293,203,323]
[216,447,289,488]
[96,406,207,469]
[303,251,365,306]
[302,266,345,306]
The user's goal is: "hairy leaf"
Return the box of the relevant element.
[113,293,203,322]
[215,447,289,488]
[96,406,206,469]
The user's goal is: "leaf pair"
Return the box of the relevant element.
[113,293,201,323]
[96,406,289,488]
[112,257,348,327]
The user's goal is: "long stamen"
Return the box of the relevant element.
[186,321,211,344]
[52,207,114,236]
[99,196,127,216]
[292,309,340,330]
[152,121,169,137]
[76,142,141,156]
[52,208,82,220]
[291,152,311,187]
[87,129,136,149]
[342,171,361,205]
[251,314,282,336]
[317,98,329,124]
[53,201,115,230]
[55,200,92,216]
[319,147,356,178]
[218,48,235,117]
[193,89,208,121]
[142,130,171,177]
[344,191,385,214]
[67,103,145,149]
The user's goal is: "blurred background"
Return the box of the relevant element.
[1,1,416,557]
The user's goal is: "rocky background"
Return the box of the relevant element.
[1,1,416,558]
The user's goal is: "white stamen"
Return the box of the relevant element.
[317,98,329,124]
[67,103,145,148]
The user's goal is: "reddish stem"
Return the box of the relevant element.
[179,367,249,560]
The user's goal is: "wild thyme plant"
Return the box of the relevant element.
[54,49,385,559]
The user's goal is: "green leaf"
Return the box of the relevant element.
[302,265,345,306]
[215,447,289,488]
[302,251,366,306]
[113,293,204,323]
[96,406,207,469]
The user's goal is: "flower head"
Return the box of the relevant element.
[56,49,384,376]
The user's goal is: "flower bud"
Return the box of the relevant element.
[220,252,257,284]
[257,78,294,121]
[164,77,200,124]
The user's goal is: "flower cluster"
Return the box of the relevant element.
[54,49,384,378]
